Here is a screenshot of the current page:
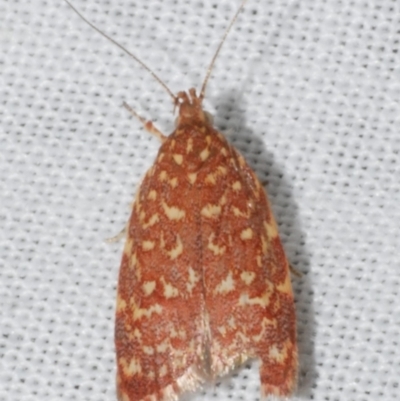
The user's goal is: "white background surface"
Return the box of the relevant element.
[1,0,400,400]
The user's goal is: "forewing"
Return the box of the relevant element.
[198,138,298,396]
[115,135,207,401]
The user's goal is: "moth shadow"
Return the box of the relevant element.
[211,89,316,400]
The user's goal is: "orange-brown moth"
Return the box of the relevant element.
[64,1,297,400]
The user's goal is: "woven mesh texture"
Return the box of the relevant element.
[1,0,400,400]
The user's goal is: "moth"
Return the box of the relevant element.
[64,1,298,400]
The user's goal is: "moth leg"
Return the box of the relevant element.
[106,225,127,243]
[289,263,302,278]
[123,101,167,143]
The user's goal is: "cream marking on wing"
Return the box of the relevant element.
[148,190,157,200]
[232,181,242,191]
[134,196,141,213]
[129,252,137,269]
[133,303,163,320]
[201,203,221,218]
[119,391,130,401]
[143,213,159,229]
[218,166,227,175]
[116,295,127,312]
[207,233,226,256]
[205,172,217,185]
[218,326,227,336]
[187,138,193,153]
[166,235,183,260]
[200,147,210,161]
[169,327,178,338]
[120,357,142,376]
[161,276,179,298]
[142,280,156,296]
[240,228,253,240]
[162,201,186,220]
[127,252,137,270]
[188,173,197,184]
[134,264,142,282]
[187,267,200,293]
[238,291,272,307]
[240,271,256,285]
[277,272,293,294]
[143,346,154,355]
[169,177,178,188]
[133,328,142,340]
[159,364,168,377]
[205,166,227,185]
[159,170,168,181]
[169,327,187,340]
[232,206,248,218]
[145,371,155,380]
[269,345,282,361]
[158,153,165,163]
[214,271,235,294]
[124,238,134,256]
[228,316,236,329]
[157,341,169,353]
[238,154,246,167]
[142,240,155,251]
[173,154,183,165]
[265,220,278,238]
[160,231,166,249]
[221,147,228,156]
[219,194,227,206]
[269,341,291,362]
[252,317,274,342]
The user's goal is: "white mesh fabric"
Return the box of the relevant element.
[1,0,400,400]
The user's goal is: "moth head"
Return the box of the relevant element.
[175,88,213,127]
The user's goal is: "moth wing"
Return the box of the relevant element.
[115,155,207,401]
[115,127,297,401]
[201,145,298,396]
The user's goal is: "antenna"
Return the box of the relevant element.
[63,0,177,102]
[200,0,249,101]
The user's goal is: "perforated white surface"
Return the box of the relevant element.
[1,0,400,400]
